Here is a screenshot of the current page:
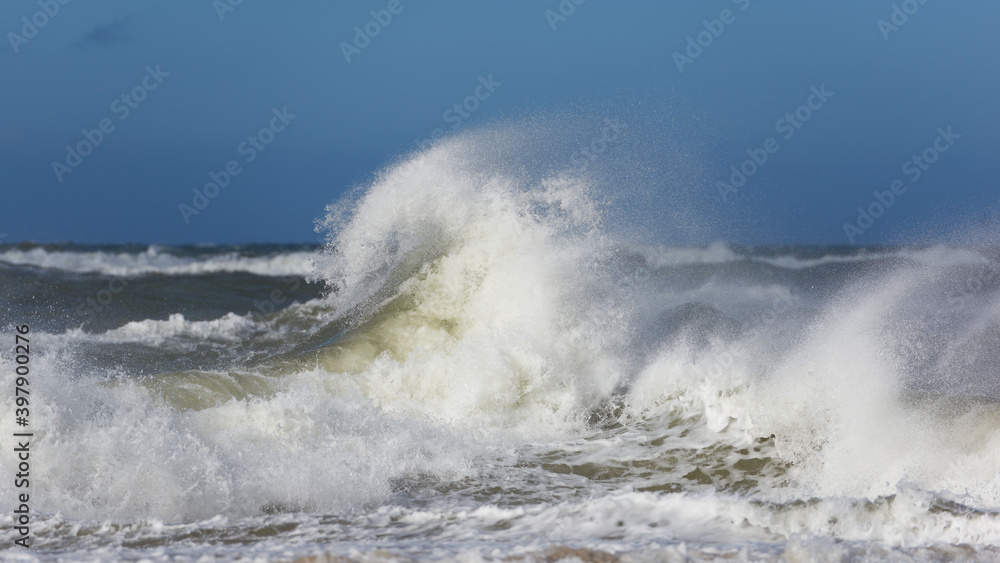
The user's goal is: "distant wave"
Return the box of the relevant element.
[3,242,989,278]
[0,246,315,276]
[637,243,994,270]
[77,312,265,345]
[752,245,991,270]
[636,242,743,267]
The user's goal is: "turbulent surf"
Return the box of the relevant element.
[2,133,1000,561]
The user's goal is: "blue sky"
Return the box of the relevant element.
[1,1,998,245]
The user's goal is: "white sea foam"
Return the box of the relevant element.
[752,251,894,269]
[638,241,742,268]
[752,245,993,270]
[0,247,315,276]
[635,242,995,271]
[99,313,264,344]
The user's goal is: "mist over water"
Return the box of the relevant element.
[2,126,1000,561]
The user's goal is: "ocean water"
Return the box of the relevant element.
[3,141,1000,562]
